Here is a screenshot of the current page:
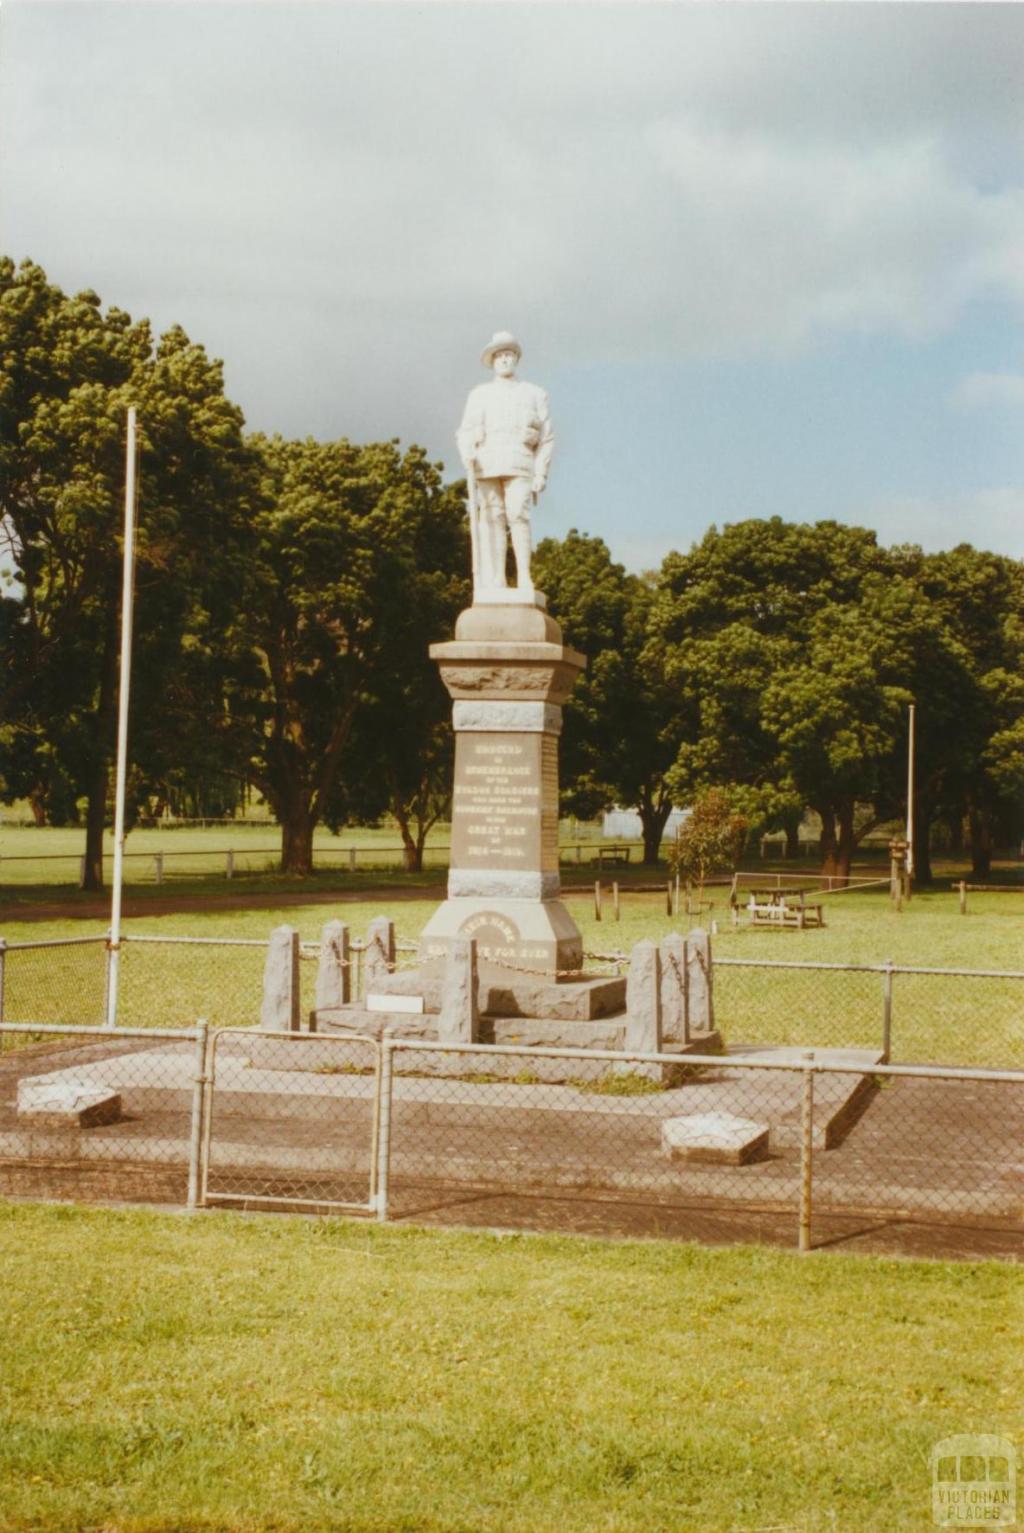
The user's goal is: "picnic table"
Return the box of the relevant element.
[745,887,826,930]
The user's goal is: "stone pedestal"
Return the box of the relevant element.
[420,597,585,976]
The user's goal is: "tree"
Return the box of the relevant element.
[648,518,991,881]
[533,531,688,863]
[913,546,1024,877]
[0,258,257,886]
[667,787,748,906]
[219,436,467,874]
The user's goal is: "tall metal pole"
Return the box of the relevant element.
[105,406,139,1028]
[905,703,916,885]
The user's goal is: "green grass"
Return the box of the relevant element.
[0,1203,1019,1532]
[1,885,1022,1065]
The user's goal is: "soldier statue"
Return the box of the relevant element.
[456,330,554,599]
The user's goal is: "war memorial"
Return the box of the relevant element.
[303,330,721,1073]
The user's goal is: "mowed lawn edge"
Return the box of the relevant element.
[0,1203,1020,1533]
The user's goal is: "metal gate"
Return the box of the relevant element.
[200,1029,381,1213]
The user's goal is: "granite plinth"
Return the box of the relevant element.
[422,601,585,977]
[360,958,625,1021]
[313,1004,721,1083]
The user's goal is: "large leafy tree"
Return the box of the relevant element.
[651,519,895,876]
[760,572,970,880]
[220,436,467,874]
[533,531,686,863]
[651,519,1013,882]
[912,546,1024,877]
[0,257,257,886]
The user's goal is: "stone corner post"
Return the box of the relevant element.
[685,926,714,1035]
[438,936,479,1043]
[261,925,300,1031]
[315,920,350,1011]
[659,932,687,1043]
[364,917,396,989]
[625,938,662,1055]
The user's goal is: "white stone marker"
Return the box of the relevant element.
[660,1112,769,1165]
[18,1079,122,1128]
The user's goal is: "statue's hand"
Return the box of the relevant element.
[531,475,546,496]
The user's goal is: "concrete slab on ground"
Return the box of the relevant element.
[16,1079,122,1129]
[9,1036,879,1150]
[0,1039,1020,1225]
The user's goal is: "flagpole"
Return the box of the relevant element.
[905,702,916,888]
[105,406,138,1028]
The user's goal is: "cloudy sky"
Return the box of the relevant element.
[3,1,1024,570]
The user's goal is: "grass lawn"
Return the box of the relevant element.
[2,884,1021,1066]
[0,1203,1020,1532]
[0,821,454,887]
[0,819,625,889]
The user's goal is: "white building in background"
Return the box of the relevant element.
[602,806,690,841]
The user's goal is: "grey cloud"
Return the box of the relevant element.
[3,1,1024,463]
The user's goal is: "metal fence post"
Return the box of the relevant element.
[154,852,164,884]
[225,849,234,880]
[187,1019,209,1210]
[0,937,6,1026]
[375,1039,395,1222]
[103,936,116,1028]
[799,1050,815,1253]
[349,847,357,873]
[959,880,967,915]
[882,959,894,1061]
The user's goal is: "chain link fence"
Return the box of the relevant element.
[0,1021,205,1205]
[714,957,1024,1068]
[372,1040,1024,1256]
[202,1029,379,1212]
[1,1024,1020,1256]
[0,937,109,1029]
[1,935,1022,1069]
